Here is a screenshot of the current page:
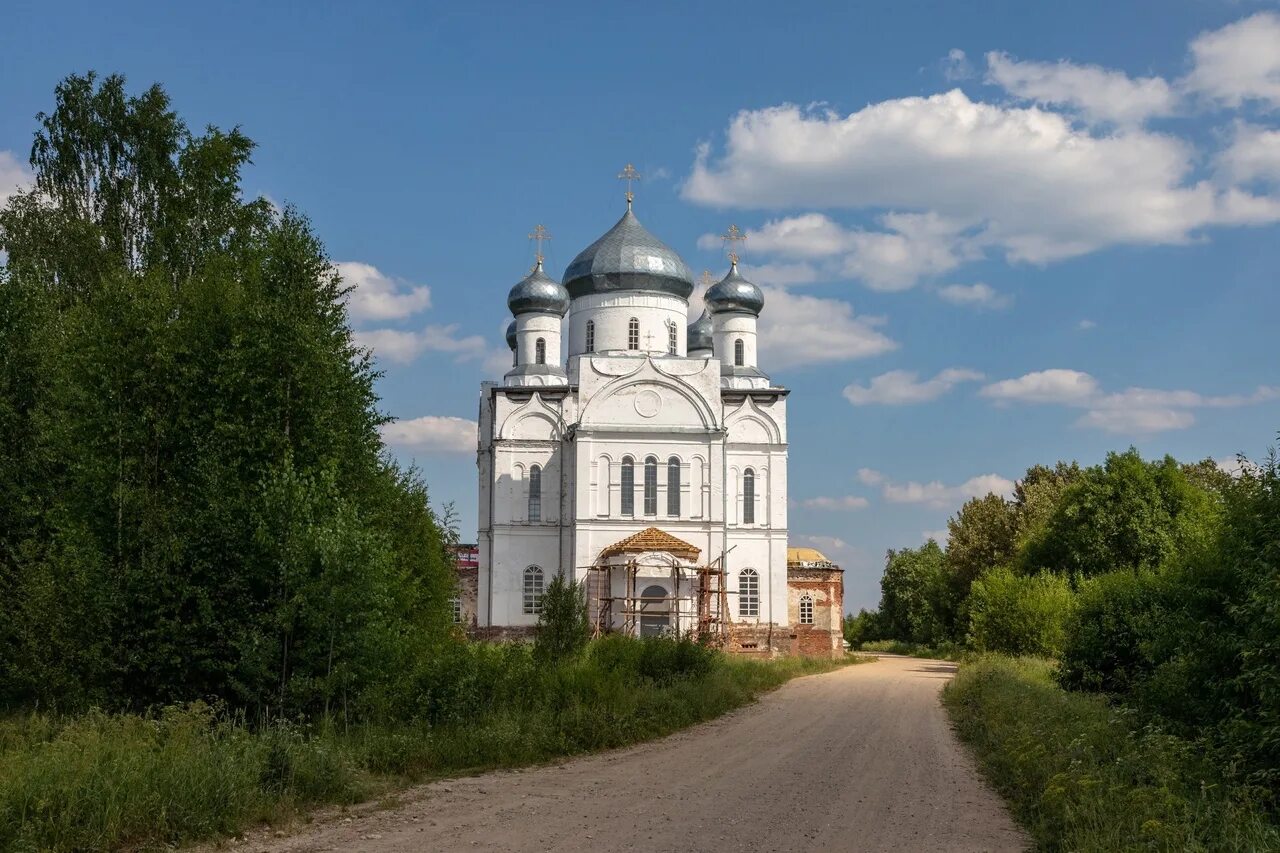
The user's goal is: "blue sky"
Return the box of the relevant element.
[4,1,1279,611]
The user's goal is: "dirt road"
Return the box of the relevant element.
[243,656,1028,852]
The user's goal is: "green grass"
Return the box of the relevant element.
[857,639,963,660]
[0,639,852,852]
[943,654,1280,852]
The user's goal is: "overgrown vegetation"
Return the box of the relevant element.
[0,637,846,852]
[944,656,1280,852]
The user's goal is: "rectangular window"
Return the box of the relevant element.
[621,461,634,516]
[450,595,462,624]
[743,470,755,524]
[643,460,657,516]
[739,570,760,618]
[667,322,677,355]
[586,321,595,353]
[628,318,639,350]
[667,459,680,516]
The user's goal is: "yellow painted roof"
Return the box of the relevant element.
[787,546,829,563]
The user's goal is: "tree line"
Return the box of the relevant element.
[848,445,1280,804]
[0,72,458,719]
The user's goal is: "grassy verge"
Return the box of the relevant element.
[942,654,1280,852]
[857,639,963,660]
[0,639,852,852]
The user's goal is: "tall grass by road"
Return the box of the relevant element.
[943,655,1280,852]
[0,637,850,852]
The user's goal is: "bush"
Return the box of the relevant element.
[967,567,1075,658]
[534,574,590,663]
[1058,569,1166,694]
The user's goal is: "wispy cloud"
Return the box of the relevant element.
[380,415,476,453]
[844,368,984,405]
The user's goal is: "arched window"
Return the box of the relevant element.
[667,456,681,516]
[643,456,658,516]
[639,584,670,637]
[528,464,542,522]
[739,568,759,617]
[585,320,595,353]
[667,320,678,355]
[450,594,462,624]
[523,566,544,614]
[535,338,546,365]
[743,468,755,524]
[799,593,814,625]
[734,338,745,367]
[620,456,635,516]
[628,317,639,350]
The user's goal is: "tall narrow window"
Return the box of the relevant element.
[628,317,639,350]
[643,456,658,515]
[585,320,595,353]
[734,338,745,366]
[450,595,462,624]
[739,568,759,617]
[620,457,635,516]
[528,464,542,522]
[523,566,544,614]
[799,593,814,625]
[743,468,755,524]
[667,456,681,516]
[535,337,546,365]
[667,321,678,355]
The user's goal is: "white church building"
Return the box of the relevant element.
[474,181,841,656]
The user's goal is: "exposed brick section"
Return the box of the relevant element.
[785,564,845,659]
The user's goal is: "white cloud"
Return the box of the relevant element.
[801,495,870,511]
[0,150,33,208]
[797,534,850,553]
[922,528,951,546]
[980,369,1280,433]
[859,468,1015,509]
[936,282,1011,309]
[986,51,1175,126]
[337,261,432,322]
[380,415,476,454]
[843,367,983,405]
[354,323,489,365]
[1077,319,1097,331]
[1216,122,1280,185]
[756,286,898,369]
[942,49,975,83]
[683,90,1280,266]
[1183,12,1280,109]
[980,369,1100,404]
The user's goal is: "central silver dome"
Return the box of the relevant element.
[563,207,694,300]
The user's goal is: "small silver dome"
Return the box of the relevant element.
[504,319,517,350]
[507,260,570,316]
[687,309,714,353]
[563,206,694,300]
[705,262,764,316]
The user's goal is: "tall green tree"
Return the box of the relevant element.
[879,541,950,645]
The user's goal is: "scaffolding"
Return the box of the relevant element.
[585,553,731,645]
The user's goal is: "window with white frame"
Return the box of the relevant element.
[742,468,755,524]
[523,566,544,614]
[585,320,595,353]
[621,456,635,516]
[739,568,759,617]
[667,320,677,355]
[799,593,814,625]
[628,317,639,350]
[450,595,462,624]
[734,338,745,366]
[528,464,542,522]
[535,337,546,364]
[643,456,658,515]
[667,456,680,516]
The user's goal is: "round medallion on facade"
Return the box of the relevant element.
[562,207,695,300]
[705,262,764,316]
[634,389,662,418]
[507,260,570,317]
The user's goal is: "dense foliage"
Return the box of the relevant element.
[0,73,456,718]
[966,568,1074,658]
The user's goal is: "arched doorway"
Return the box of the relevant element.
[639,584,670,637]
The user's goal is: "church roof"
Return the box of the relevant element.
[563,206,694,301]
[599,526,701,561]
[787,546,838,567]
[507,260,570,316]
[504,319,517,350]
[705,261,764,317]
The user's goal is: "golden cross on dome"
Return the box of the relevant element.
[618,163,641,206]
[700,269,715,288]
[528,224,551,265]
[721,224,746,265]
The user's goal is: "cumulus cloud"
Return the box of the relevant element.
[1216,122,1280,185]
[380,415,476,454]
[843,368,984,405]
[936,282,1011,309]
[859,468,1016,508]
[801,495,870,511]
[756,286,897,369]
[0,150,33,208]
[337,261,432,322]
[980,368,1280,433]
[1183,12,1280,109]
[354,323,489,365]
[986,51,1175,126]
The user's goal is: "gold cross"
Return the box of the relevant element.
[721,224,746,265]
[528,224,551,265]
[700,269,715,288]
[618,163,641,205]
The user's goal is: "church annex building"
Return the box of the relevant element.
[471,176,842,657]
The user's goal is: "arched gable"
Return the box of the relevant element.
[498,393,566,441]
